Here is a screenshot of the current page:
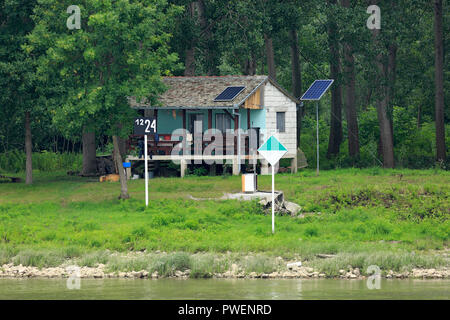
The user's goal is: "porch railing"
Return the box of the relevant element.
[127,133,257,157]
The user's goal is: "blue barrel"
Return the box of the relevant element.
[122,162,131,168]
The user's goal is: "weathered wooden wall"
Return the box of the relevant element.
[243,88,262,109]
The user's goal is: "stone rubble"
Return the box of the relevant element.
[0,263,448,280]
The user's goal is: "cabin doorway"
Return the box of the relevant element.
[189,113,203,134]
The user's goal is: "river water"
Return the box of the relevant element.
[0,278,448,299]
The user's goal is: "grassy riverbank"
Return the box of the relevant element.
[0,168,448,276]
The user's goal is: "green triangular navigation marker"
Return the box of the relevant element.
[258,136,287,152]
[258,135,288,166]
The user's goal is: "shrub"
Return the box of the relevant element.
[11,249,66,268]
[151,252,191,276]
[304,226,319,237]
[0,151,82,173]
[189,254,226,278]
[183,219,200,230]
[150,213,185,227]
[243,254,277,274]
[370,220,392,235]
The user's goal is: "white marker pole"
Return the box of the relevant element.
[272,164,275,234]
[144,134,148,207]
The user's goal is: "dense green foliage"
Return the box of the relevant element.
[0,0,448,168]
[301,107,450,169]
[26,0,182,139]
[0,150,81,173]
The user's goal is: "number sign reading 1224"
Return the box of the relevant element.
[134,117,157,135]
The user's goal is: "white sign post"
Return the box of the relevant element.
[144,134,148,207]
[258,136,288,234]
[134,117,157,207]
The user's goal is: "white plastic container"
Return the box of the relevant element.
[242,173,257,193]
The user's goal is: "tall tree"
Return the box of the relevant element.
[196,0,221,75]
[215,0,264,76]
[27,0,181,198]
[0,0,38,184]
[290,28,302,102]
[290,28,303,147]
[281,0,307,147]
[259,0,279,80]
[173,0,221,76]
[341,0,359,158]
[264,34,276,80]
[433,0,446,162]
[184,1,199,76]
[326,0,343,157]
[273,0,316,148]
[370,0,395,168]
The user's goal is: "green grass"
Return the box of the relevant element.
[0,168,448,274]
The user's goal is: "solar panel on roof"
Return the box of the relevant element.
[300,80,334,101]
[214,86,246,102]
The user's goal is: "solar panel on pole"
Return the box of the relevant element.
[300,79,334,176]
[300,80,334,101]
[214,86,246,102]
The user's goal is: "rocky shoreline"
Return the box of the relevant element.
[1,263,448,280]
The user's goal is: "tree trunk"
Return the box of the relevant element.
[365,87,372,109]
[184,47,195,76]
[259,48,265,74]
[417,104,422,129]
[341,0,359,159]
[25,111,32,185]
[376,92,395,168]
[118,137,127,160]
[243,57,256,75]
[343,42,360,158]
[387,43,397,148]
[290,28,303,148]
[290,28,302,99]
[184,2,198,76]
[115,123,127,160]
[264,34,276,80]
[433,0,446,162]
[113,135,129,200]
[197,0,218,76]
[368,0,395,168]
[372,29,395,168]
[82,128,97,176]
[326,0,343,157]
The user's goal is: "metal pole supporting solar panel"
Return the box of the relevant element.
[299,80,334,176]
[316,101,319,176]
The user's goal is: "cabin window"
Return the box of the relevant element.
[276,112,285,133]
[216,113,232,133]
